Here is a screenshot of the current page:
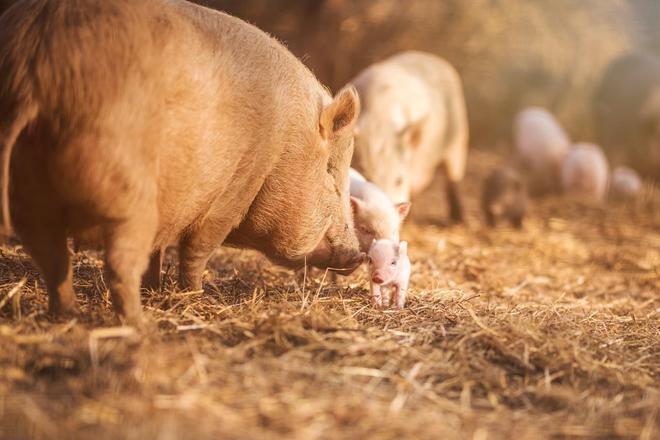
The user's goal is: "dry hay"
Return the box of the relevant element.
[0,150,658,439]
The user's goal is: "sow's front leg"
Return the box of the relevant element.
[178,218,234,292]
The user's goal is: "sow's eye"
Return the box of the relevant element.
[358,225,374,236]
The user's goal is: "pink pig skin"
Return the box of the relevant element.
[368,240,411,309]
[610,166,642,199]
[560,143,610,202]
[350,168,411,253]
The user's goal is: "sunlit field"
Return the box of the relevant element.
[1,149,657,439]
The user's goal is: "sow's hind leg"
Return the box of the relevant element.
[11,149,76,316]
[14,214,76,316]
[103,206,157,326]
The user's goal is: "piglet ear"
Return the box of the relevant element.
[350,196,363,215]
[320,87,360,140]
[395,202,411,221]
[398,241,408,255]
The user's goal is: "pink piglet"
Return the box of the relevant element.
[367,239,411,309]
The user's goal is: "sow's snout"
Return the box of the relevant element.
[305,236,366,275]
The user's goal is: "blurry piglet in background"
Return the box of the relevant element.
[610,166,642,200]
[481,166,528,228]
[367,239,411,309]
[514,107,570,196]
[560,143,610,202]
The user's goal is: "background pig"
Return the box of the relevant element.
[593,52,660,179]
[349,51,469,223]
[368,239,411,309]
[514,107,570,196]
[610,166,643,200]
[0,0,362,324]
[560,143,610,202]
[349,168,410,252]
[481,167,528,228]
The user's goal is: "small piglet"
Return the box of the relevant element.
[610,166,642,200]
[350,168,411,252]
[560,143,610,202]
[367,239,411,309]
[481,167,528,228]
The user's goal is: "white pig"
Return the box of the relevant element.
[610,166,642,200]
[367,239,411,309]
[514,107,570,195]
[560,143,610,202]
[349,51,469,222]
[350,168,411,252]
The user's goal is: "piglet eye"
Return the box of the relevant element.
[391,260,397,265]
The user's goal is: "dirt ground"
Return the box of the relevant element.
[0,149,657,440]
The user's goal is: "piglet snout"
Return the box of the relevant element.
[371,274,384,284]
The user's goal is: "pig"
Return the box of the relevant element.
[481,167,527,228]
[514,107,571,195]
[560,143,610,202]
[0,0,363,325]
[593,52,660,179]
[349,168,410,252]
[348,51,469,223]
[367,239,411,309]
[610,166,642,200]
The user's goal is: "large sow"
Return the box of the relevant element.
[349,51,469,222]
[0,0,362,324]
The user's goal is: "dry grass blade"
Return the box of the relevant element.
[88,326,137,369]
[0,277,26,310]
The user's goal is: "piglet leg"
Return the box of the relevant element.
[370,282,383,308]
[381,286,391,308]
[392,284,406,309]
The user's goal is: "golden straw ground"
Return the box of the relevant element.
[0,150,658,439]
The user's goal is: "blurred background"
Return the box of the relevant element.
[2,0,659,167]
[196,0,660,152]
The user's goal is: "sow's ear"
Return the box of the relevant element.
[401,117,425,150]
[320,87,360,140]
